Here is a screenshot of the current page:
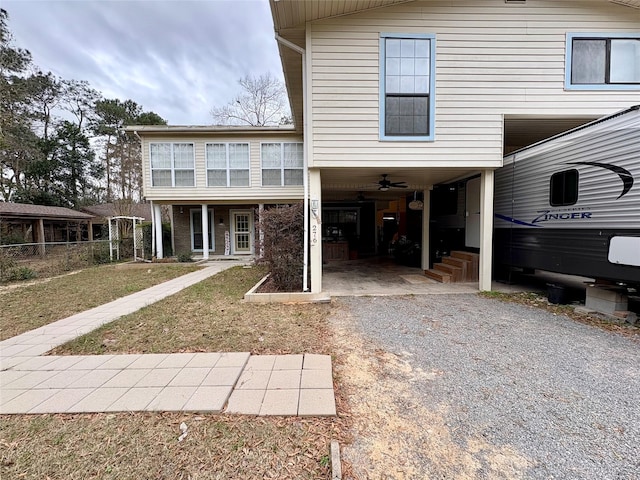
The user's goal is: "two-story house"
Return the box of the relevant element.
[132,0,639,294]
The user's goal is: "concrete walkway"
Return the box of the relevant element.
[0,262,336,416]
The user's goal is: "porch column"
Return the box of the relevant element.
[309,168,322,293]
[154,203,163,259]
[479,169,494,291]
[258,204,264,258]
[201,204,209,260]
[36,218,45,256]
[421,188,431,270]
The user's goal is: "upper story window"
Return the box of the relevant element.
[150,143,195,187]
[206,143,250,187]
[261,143,303,186]
[565,33,640,90]
[379,33,436,141]
[550,169,579,206]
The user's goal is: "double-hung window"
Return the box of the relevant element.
[261,142,303,186]
[380,33,436,141]
[566,33,640,90]
[150,143,195,187]
[206,143,250,187]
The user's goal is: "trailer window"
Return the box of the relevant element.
[550,169,579,206]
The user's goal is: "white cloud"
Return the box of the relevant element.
[3,0,283,124]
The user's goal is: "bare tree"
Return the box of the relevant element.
[211,73,290,126]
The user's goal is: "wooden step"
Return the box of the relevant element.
[434,262,463,283]
[442,257,469,281]
[450,251,479,281]
[424,269,451,283]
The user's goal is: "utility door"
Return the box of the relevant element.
[465,177,481,249]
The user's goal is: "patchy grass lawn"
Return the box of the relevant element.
[480,291,640,339]
[2,265,347,479]
[0,264,199,341]
[51,266,331,356]
[0,413,342,479]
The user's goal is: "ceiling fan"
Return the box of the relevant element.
[377,174,407,191]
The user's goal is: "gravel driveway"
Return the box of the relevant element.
[330,294,640,480]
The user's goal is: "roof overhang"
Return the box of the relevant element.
[269,0,640,132]
[126,125,298,136]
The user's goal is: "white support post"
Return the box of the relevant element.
[150,201,156,258]
[479,169,494,291]
[258,203,264,259]
[309,168,322,293]
[132,218,137,261]
[108,217,114,261]
[421,188,431,271]
[154,203,163,259]
[201,204,209,260]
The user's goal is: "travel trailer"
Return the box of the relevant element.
[494,105,640,287]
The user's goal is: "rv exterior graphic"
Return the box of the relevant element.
[494,105,640,287]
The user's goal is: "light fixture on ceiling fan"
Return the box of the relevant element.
[376,174,407,191]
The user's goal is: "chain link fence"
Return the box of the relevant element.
[0,240,125,283]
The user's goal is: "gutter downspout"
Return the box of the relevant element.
[275,34,310,292]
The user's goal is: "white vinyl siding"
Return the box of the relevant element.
[150,143,195,187]
[206,143,250,187]
[261,142,304,186]
[309,0,640,168]
[566,33,640,89]
[141,134,304,201]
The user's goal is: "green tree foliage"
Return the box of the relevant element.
[93,99,166,201]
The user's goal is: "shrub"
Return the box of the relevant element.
[256,203,304,292]
[8,266,37,281]
[177,252,194,263]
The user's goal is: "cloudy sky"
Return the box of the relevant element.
[3,0,283,125]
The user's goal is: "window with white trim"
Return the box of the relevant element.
[261,143,303,186]
[150,143,195,187]
[206,143,250,187]
[566,33,640,89]
[380,33,436,141]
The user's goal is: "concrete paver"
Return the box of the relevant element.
[68,387,129,413]
[225,389,266,415]
[105,387,163,412]
[168,368,211,387]
[298,389,337,416]
[0,262,336,417]
[184,386,230,412]
[145,386,197,411]
[201,366,244,386]
[260,389,299,416]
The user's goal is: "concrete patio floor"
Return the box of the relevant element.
[0,262,336,417]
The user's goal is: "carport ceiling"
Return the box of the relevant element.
[320,167,477,201]
[504,115,598,153]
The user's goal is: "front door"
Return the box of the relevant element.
[231,211,252,254]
